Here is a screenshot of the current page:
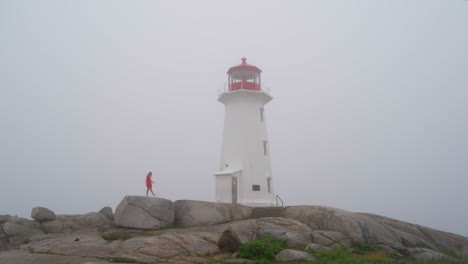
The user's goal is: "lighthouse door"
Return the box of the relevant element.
[231,176,238,204]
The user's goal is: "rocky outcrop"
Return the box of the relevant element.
[31,207,56,223]
[407,247,457,262]
[41,212,111,234]
[98,206,114,221]
[217,217,313,252]
[311,230,352,248]
[114,196,174,230]
[275,249,316,262]
[124,233,220,258]
[0,250,111,264]
[1,199,467,263]
[1,216,44,250]
[0,216,10,224]
[285,206,437,250]
[174,200,252,228]
[360,212,468,260]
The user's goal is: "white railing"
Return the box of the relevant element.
[218,83,272,97]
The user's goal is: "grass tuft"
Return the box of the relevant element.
[435,243,459,259]
[160,224,174,230]
[101,231,132,241]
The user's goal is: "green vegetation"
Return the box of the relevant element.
[306,246,467,264]
[436,243,459,259]
[237,235,288,261]
[238,240,275,261]
[101,231,132,241]
[232,238,468,264]
[352,243,380,255]
[160,223,174,230]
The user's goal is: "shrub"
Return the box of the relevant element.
[101,231,132,241]
[238,240,275,261]
[435,243,459,259]
[237,235,288,261]
[314,246,353,263]
[353,243,380,255]
[160,224,174,230]
[258,235,288,254]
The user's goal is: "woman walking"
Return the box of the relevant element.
[145,171,155,196]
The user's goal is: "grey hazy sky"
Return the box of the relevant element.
[1,1,467,236]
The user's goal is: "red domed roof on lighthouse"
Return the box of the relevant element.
[227,58,262,74]
[227,58,262,91]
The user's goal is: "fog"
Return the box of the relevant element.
[1,1,467,236]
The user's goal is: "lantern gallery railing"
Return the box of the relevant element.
[218,83,271,96]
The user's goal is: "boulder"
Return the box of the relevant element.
[31,207,56,223]
[2,217,43,238]
[305,243,332,252]
[41,213,111,234]
[218,227,255,252]
[275,249,316,262]
[98,206,114,221]
[114,196,174,230]
[174,200,231,228]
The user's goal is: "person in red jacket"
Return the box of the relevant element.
[145,171,155,196]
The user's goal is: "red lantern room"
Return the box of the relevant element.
[227,58,262,91]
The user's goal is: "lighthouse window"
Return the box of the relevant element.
[260,108,264,122]
[263,141,268,156]
[252,185,260,191]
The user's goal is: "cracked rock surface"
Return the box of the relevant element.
[114,196,175,230]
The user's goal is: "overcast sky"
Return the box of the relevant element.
[1,1,467,236]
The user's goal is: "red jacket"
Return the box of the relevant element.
[146,175,153,188]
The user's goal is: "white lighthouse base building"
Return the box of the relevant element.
[214,58,277,207]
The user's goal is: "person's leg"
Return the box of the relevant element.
[150,188,155,196]
[146,188,149,196]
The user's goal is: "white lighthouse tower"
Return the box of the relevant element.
[214,58,276,206]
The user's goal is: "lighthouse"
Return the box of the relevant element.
[214,58,276,206]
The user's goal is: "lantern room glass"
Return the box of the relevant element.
[228,70,261,91]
